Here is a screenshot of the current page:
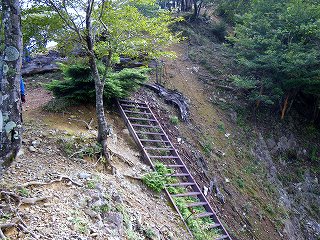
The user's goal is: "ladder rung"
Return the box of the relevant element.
[136,131,164,136]
[172,192,201,197]
[119,100,146,105]
[124,110,152,115]
[216,235,229,240]
[208,223,221,229]
[140,139,170,143]
[165,164,185,168]
[186,201,208,208]
[167,182,195,187]
[194,212,214,219]
[149,156,179,159]
[144,147,174,151]
[132,124,160,128]
[121,104,149,109]
[168,173,190,177]
[128,117,157,122]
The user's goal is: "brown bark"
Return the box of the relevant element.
[281,95,289,120]
[0,0,23,167]
[85,0,110,162]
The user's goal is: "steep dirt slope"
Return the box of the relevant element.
[0,76,189,240]
[134,42,286,240]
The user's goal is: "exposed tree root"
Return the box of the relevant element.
[70,118,94,130]
[18,175,83,188]
[144,83,190,122]
[0,192,48,239]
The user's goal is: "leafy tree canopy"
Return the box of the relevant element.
[21,5,64,52]
[229,0,320,109]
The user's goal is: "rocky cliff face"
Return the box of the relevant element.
[254,133,320,240]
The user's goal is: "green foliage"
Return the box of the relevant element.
[201,135,214,157]
[143,227,156,238]
[57,135,103,160]
[93,0,182,62]
[142,163,174,192]
[217,0,253,23]
[310,147,319,163]
[236,177,245,189]
[21,5,64,52]
[86,180,96,189]
[18,188,29,197]
[69,214,88,234]
[229,0,320,108]
[230,75,256,90]
[217,123,226,133]
[173,197,221,240]
[170,116,179,125]
[142,161,223,239]
[45,61,149,103]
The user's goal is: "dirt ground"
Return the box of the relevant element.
[134,43,284,240]
[0,79,190,240]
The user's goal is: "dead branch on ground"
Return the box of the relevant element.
[18,175,83,188]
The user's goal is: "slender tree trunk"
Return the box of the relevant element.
[281,95,289,120]
[185,0,192,11]
[193,1,198,19]
[181,0,185,11]
[193,1,203,19]
[0,0,23,167]
[89,54,109,160]
[85,0,110,162]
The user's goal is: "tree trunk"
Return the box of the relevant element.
[193,1,198,19]
[89,54,109,160]
[184,0,192,11]
[0,0,23,167]
[85,1,110,162]
[180,0,185,11]
[281,95,289,120]
[193,1,203,19]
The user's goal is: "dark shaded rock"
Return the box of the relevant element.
[22,51,66,76]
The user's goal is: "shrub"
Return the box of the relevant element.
[142,163,174,193]
[170,116,179,125]
[45,60,149,103]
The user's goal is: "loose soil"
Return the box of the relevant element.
[0,78,190,240]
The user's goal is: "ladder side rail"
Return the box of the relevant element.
[145,101,232,239]
[117,100,194,239]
